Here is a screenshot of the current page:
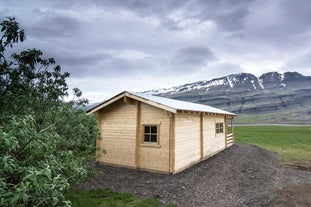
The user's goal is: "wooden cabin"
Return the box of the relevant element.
[87,91,236,174]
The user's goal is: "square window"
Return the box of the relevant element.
[143,125,158,143]
[216,123,224,134]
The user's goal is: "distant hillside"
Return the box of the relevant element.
[143,72,311,124]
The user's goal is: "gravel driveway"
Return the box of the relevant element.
[77,144,311,207]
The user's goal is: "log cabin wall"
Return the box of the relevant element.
[202,115,226,159]
[174,112,201,173]
[96,98,137,168]
[137,103,170,173]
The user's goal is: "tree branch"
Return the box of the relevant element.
[14,116,66,159]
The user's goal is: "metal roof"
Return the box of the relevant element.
[129,91,236,116]
[87,91,236,116]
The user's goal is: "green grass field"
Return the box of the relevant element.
[235,126,311,167]
[65,189,174,207]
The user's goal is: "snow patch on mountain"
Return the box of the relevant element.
[258,77,264,89]
[251,80,256,89]
[206,79,226,87]
[227,76,233,88]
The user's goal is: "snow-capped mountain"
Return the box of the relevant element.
[144,72,311,95]
[142,72,311,124]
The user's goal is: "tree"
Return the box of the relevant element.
[0,17,99,207]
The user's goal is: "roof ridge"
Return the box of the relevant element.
[87,91,236,116]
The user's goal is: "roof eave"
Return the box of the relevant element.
[86,91,177,115]
[86,91,126,115]
[176,109,237,117]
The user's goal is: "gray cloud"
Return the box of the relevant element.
[92,0,255,32]
[282,51,311,73]
[94,0,186,17]
[189,0,257,32]
[27,15,81,38]
[213,63,245,76]
[172,46,216,67]
[56,54,145,78]
[241,0,311,49]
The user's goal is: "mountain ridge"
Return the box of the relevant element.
[142,71,311,124]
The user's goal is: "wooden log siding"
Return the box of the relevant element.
[96,99,137,168]
[174,113,230,173]
[138,103,170,173]
[202,115,226,159]
[135,101,141,169]
[226,134,234,147]
[174,112,201,172]
[200,113,204,160]
[169,113,175,174]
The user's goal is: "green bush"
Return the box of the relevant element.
[0,17,99,206]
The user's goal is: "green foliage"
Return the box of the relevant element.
[235,126,311,165]
[65,189,175,207]
[0,17,99,206]
[0,17,25,54]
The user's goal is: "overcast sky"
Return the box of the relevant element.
[1,0,311,102]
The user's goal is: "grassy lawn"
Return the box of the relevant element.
[65,189,175,207]
[235,126,311,167]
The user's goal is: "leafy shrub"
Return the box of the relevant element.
[0,17,99,206]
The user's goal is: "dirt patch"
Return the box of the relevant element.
[273,184,311,207]
[77,144,311,207]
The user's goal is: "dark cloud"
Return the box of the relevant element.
[172,46,216,67]
[281,0,311,29]
[189,0,257,32]
[94,0,185,16]
[60,55,140,78]
[241,0,311,49]
[93,0,255,32]
[26,15,81,38]
[161,17,183,31]
[52,52,111,67]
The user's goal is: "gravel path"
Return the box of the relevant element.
[77,144,311,207]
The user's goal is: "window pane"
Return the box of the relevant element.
[144,126,150,133]
[151,135,157,142]
[216,123,223,134]
[151,126,157,133]
[144,135,150,142]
